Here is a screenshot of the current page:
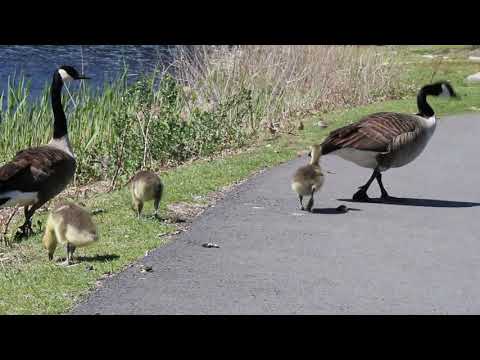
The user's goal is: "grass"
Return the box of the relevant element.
[1,45,480,314]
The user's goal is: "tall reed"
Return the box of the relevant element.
[0,46,406,186]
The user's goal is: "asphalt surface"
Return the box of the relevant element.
[72,113,480,314]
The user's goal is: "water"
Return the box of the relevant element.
[0,45,176,101]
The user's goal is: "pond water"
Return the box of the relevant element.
[0,45,175,101]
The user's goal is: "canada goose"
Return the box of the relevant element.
[129,170,164,218]
[43,201,98,266]
[291,144,325,212]
[0,66,89,237]
[320,81,458,201]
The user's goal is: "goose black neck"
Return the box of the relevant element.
[416,85,435,118]
[51,72,67,139]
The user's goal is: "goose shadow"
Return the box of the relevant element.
[310,207,362,214]
[76,254,120,262]
[338,197,480,208]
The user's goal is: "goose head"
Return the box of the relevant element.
[431,81,459,99]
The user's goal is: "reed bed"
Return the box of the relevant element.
[0,45,407,186]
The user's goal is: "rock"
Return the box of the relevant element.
[202,243,220,248]
[465,73,480,83]
[469,49,480,57]
[140,265,153,273]
[469,56,480,63]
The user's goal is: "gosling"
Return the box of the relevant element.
[43,201,99,266]
[291,144,325,212]
[129,170,164,218]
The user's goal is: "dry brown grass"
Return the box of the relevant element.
[172,45,404,135]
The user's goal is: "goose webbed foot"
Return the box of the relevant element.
[376,171,400,202]
[381,191,393,200]
[14,221,33,240]
[352,188,371,202]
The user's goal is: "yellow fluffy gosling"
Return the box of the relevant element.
[129,170,164,218]
[291,144,325,212]
[42,201,99,265]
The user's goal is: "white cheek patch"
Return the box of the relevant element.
[58,69,73,81]
[440,83,451,97]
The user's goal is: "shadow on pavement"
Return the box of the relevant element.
[338,197,480,208]
[311,207,362,214]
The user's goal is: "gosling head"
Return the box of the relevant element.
[307,144,322,165]
[57,65,90,82]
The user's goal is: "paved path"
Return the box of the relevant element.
[72,114,480,314]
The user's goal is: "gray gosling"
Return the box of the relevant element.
[129,170,164,218]
[43,201,99,266]
[291,144,325,212]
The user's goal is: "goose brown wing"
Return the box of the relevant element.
[321,112,421,154]
[0,147,72,193]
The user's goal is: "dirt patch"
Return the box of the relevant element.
[166,202,208,223]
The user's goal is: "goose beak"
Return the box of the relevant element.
[307,152,311,158]
[76,75,90,80]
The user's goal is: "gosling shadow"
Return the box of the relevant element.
[76,254,120,262]
[338,197,480,208]
[311,207,362,214]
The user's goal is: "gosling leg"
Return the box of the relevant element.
[306,189,315,212]
[153,196,160,219]
[298,195,304,211]
[67,243,76,266]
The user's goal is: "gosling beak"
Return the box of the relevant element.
[48,253,53,261]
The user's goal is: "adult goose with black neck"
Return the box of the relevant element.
[320,81,458,201]
[0,65,89,238]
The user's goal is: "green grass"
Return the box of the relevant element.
[2,45,480,314]
[0,143,295,314]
